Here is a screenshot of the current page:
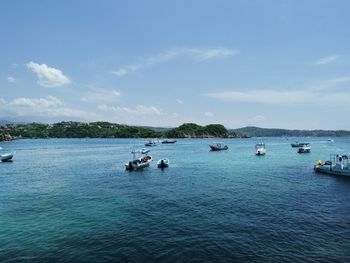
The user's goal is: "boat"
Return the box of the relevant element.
[314,154,350,176]
[209,142,228,151]
[327,139,334,143]
[161,140,177,144]
[291,142,309,147]
[255,143,266,156]
[157,158,170,168]
[126,146,152,171]
[131,148,150,154]
[125,155,152,171]
[297,143,311,153]
[0,147,14,162]
[145,140,157,147]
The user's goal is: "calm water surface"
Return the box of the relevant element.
[1,138,350,262]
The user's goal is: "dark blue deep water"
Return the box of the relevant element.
[1,138,350,262]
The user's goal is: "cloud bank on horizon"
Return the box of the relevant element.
[1,0,350,129]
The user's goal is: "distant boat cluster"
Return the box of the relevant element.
[124,139,350,177]
[2,137,349,177]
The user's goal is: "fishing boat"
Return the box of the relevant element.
[125,145,152,171]
[291,142,309,147]
[125,155,152,171]
[157,158,170,168]
[255,143,266,156]
[145,140,157,147]
[297,143,311,153]
[314,154,350,176]
[209,142,228,151]
[161,139,176,144]
[0,147,14,162]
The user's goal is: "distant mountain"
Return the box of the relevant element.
[230,126,350,137]
[2,122,350,140]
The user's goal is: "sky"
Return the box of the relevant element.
[0,0,350,129]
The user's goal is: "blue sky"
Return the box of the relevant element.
[1,0,349,129]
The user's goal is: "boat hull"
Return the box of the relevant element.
[0,153,13,162]
[210,145,228,151]
[256,150,266,156]
[314,165,350,177]
[161,140,176,144]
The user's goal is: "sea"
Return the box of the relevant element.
[1,137,350,262]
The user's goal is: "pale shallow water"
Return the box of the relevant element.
[1,138,350,262]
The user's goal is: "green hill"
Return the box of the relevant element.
[231,126,350,137]
[165,123,237,138]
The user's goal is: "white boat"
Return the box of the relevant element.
[291,142,309,148]
[209,142,228,151]
[298,144,311,153]
[131,148,150,154]
[314,154,350,176]
[0,147,14,162]
[125,155,152,170]
[157,158,170,168]
[145,140,157,147]
[255,143,266,156]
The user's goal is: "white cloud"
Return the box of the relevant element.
[10,96,63,107]
[0,96,93,118]
[7,76,16,83]
[98,104,163,116]
[176,99,184,104]
[204,89,350,105]
[26,61,71,87]
[82,88,121,103]
[204,111,214,117]
[112,47,239,76]
[313,55,338,66]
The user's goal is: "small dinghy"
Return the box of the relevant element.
[157,158,170,168]
[0,147,14,162]
[210,142,228,151]
[255,143,266,156]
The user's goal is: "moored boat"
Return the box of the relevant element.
[314,154,350,176]
[0,147,14,162]
[161,140,176,144]
[297,144,311,153]
[255,143,266,156]
[145,140,157,147]
[210,142,228,151]
[157,158,170,168]
[125,155,152,171]
[291,142,309,147]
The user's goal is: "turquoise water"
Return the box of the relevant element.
[1,138,350,262]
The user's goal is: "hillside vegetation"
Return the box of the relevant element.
[1,122,350,141]
[231,126,350,137]
[0,121,238,140]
